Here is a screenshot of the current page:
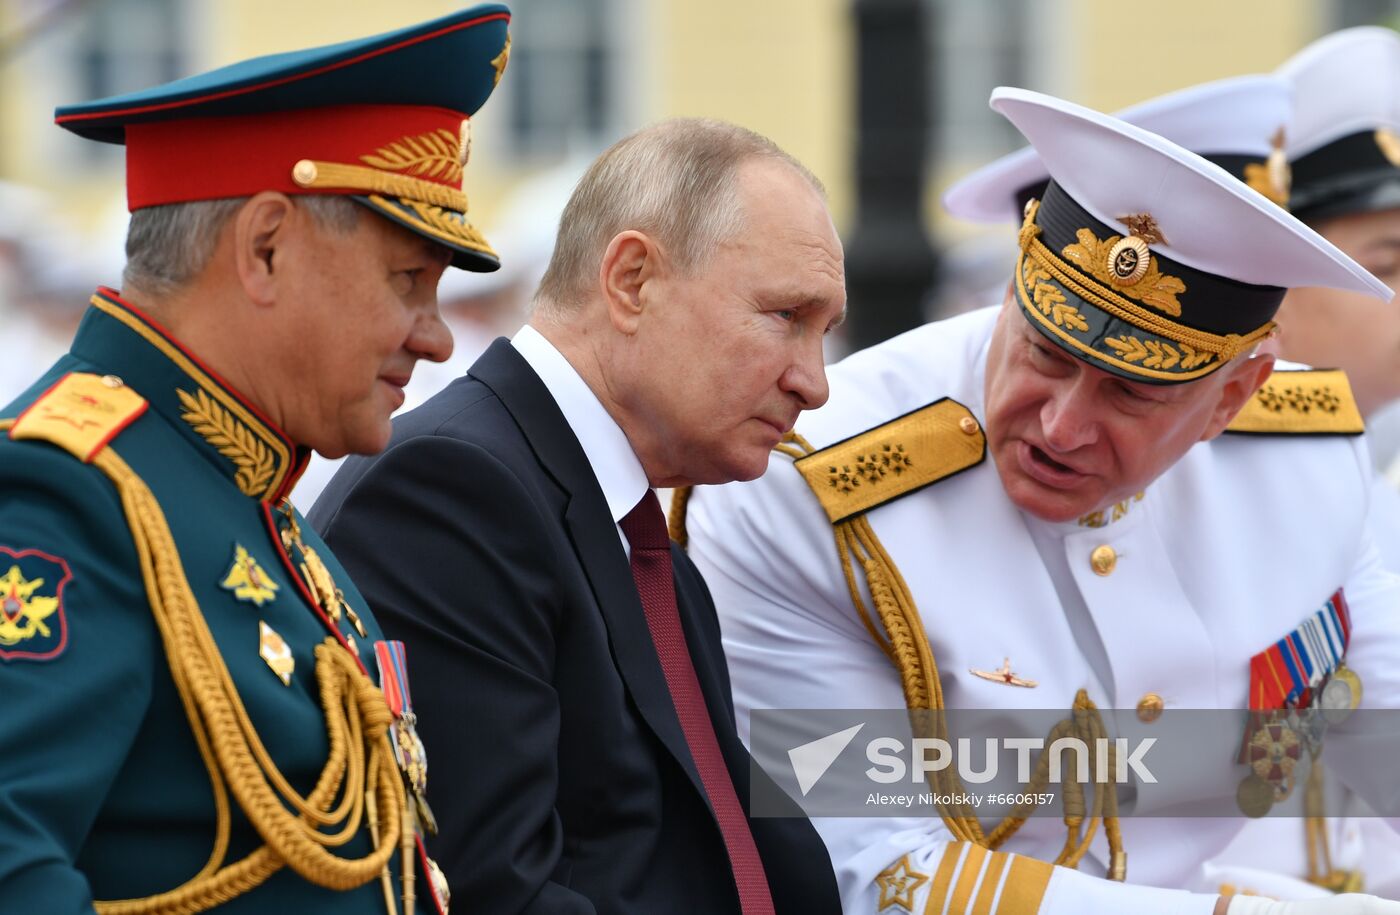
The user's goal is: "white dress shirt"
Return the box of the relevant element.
[512,323,651,552]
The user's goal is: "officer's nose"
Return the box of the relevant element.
[1039,382,1098,453]
[410,309,454,365]
[781,336,830,411]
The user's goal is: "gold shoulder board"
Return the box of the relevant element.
[1226,369,1364,436]
[795,398,986,524]
[9,372,148,462]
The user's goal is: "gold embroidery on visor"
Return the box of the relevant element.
[1016,200,1274,382]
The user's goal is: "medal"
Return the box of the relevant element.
[1236,772,1275,818]
[1290,707,1326,759]
[258,620,295,686]
[427,856,452,914]
[1240,589,1357,783]
[375,639,438,835]
[277,502,368,638]
[1246,718,1302,805]
[1321,663,1362,724]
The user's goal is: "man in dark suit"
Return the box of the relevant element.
[309,118,847,913]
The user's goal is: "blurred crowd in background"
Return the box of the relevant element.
[3,0,1400,501]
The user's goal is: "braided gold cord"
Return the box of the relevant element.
[296,161,469,214]
[84,447,405,912]
[834,525,895,663]
[667,486,693,547]
[667,427,1127,876]
[835,476,1126,870]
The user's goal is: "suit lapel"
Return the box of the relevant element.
[468,341,706,797]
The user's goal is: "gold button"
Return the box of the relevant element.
[1137,693,1164,723]
[1090,544,1117,576]
[292,159,319,186]
[100,374,123,388]
[959,416,980,435]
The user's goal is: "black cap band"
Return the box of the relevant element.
[1013,180,1282,384]
[1291,129,1400,221]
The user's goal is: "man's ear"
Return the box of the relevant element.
[597,230,661,335]
[233,192,297,307]
[1201,351,1276,441]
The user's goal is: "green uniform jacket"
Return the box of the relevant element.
[0,288,439,914]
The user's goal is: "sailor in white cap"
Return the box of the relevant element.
[943,74,1292,225]
[1274,26,1400,569]
[676,87,1400,915]
[1195,27,1400,904]
[945,72,1400,903]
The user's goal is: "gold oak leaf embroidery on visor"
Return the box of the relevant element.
[360,129,464,186]
[1021,259,1089,331]
[1104,334,1214,371]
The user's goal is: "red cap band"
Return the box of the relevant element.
[124,103,464,210]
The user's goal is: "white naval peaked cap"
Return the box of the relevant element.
[1279,26,1400,157]
[990,87,1390,386]
[1276,26,1400,220]
[990,86,1388,295]
[946,76,1292,225]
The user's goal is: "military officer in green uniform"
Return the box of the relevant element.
[0,6,511,913]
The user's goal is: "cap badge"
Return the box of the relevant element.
[460,119,472,169]
[491,33,511,87]
[1376,128,1400,169]
[1106,213,1164,286]
[1245,128,1291,207]
[1060,218,1185,317]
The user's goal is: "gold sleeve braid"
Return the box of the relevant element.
[0,420,407,913]
[673,427,1127,884]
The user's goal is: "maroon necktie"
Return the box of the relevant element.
[620,491,775,915]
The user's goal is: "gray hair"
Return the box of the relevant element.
[123,194,361,295]
[534,118,825,315]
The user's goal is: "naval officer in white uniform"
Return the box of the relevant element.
[681,87,1400,915]
[1274,27,1400,573]
[943,71,1400,902]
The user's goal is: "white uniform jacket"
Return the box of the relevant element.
[685,307,1400,915]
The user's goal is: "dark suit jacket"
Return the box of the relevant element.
[309,340,839,914]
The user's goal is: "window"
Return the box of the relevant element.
[927,0,1042,168]
[5,0,191,171]
[500,0,628,160]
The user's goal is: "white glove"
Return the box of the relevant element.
[1229,895,1400,914]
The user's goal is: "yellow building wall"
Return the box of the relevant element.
[1063,0,1327,109]
[199,1,458,61]
[653,0,853,228]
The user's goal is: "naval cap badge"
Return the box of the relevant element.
[1108,213,1166,286]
